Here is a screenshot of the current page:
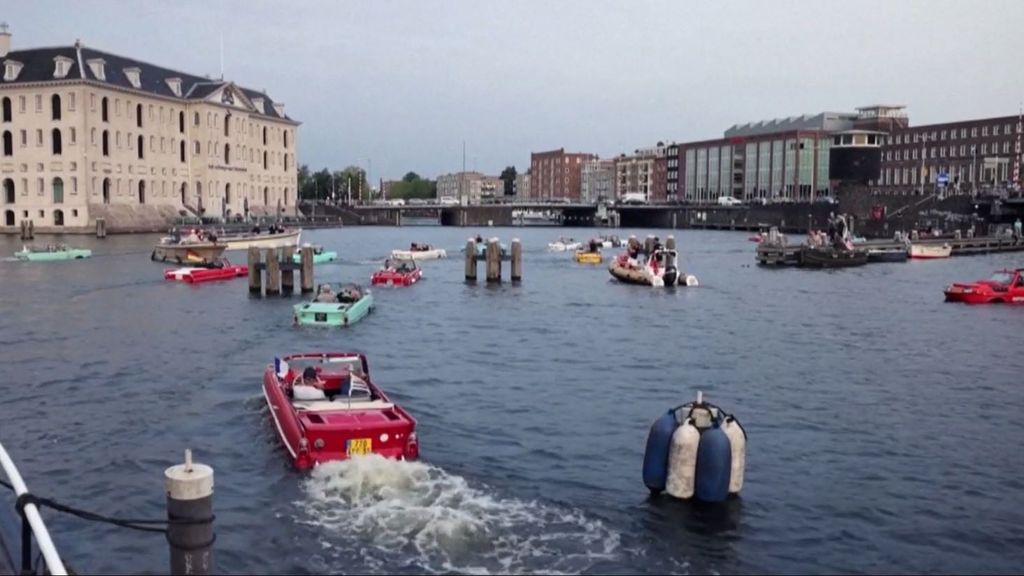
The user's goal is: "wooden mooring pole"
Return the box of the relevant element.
[665,235,676,251]
[279,247,294,295]
[486,238,501,283]
[299,245,314,294]
[510,238,522,282]
[247,247,262,295]
[464,239,477,282]
[264,248,281,296]
[165,449,214,576]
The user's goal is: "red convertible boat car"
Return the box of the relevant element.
[262,353,419,470]
[370,258,423,286]
[164,260,248,283]
[944,269,1024,304]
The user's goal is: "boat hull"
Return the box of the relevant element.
[371,268,422,286]
[866,249,909,263]
[262,353,418,470]
[152,243,227,266]
[575,251,603,264]
[798,247,869,268]
[390,249,447,260]
[294,294,374,327]
[14,249,92,261]
[221,229,301,251]
[909,244,952,259]
[164,265,248,283]
[608,257,698,287]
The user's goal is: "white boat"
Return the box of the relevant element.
[390,245,447,260]
[608,248,699,288]
[909,243,952,259]
[220,228,302,251]
[548,239,582,252]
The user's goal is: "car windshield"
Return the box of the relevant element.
[989,272,1013,284]
[287,356,366,379]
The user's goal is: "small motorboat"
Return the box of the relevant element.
[152,241,227,266]
[390,242,447,261]
[219,227,302,251]
[262,353,419,470]
[910,243,953,259]
[164,260,248,283]
[575,250,603,264]
[14,244,92,261]
[944,269,1024,304]
[294,284,374,327]
[370,258,423,286]
[548,238,582,252]
[798,246,869,268]
[596,235,626,248]
[748,233,764,243]
[609,248,698,287]
[292,244,337,265]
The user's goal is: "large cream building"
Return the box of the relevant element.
[0,28,299,232]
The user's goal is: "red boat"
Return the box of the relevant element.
[262,353,419,470]
[944,269,1024,304]
[164,262,248,283]
[748,233,764,243]
[370,259,422,286]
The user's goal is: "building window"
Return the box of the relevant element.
[116,131,121,148]
[136,104,143,128]
[961,145,966,156]
[51,129,62,155]
[193,112,200,126]
[101,97,109,122]
[148,105,154,121]
[982,126,988,137]
[1004,141,1011,154]
[263,127,267,145]
[102,130,109,156]
[179,111,185,134]
[193,140,200,156]
[69,128,76,144]
[263,150,267,169]
[224,143,230,165]
[284,131,289,148]
[2,131,11,156]
[160,137,165,153]
[993,125,1000,136]
[137,135,144,159]
[940,130,947,140]
[52,177,64,204]
[71,177,77,195]
[180,140,185,162]
[224,114,230,137]
[970,128,977,138]
[35,95,42,112]
[982,143,988,154]
[150,136,155,152]
[1,97,10,122]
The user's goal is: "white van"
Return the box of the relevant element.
[438,196,459,206]
[717,196,742,206]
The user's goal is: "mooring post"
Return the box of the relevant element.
[644,235,655,255]
[264,248,281,296]
[19,220,27,240]
[300,245,314,294]
[486,238,501,283]
[279,247,294,295]
[247,247,262,295]
[464,239,477,282]
[28,219,34,239]
[665,235,676,251]
[510,238,523,282]
[165,449,214,576]
[96,217,107,238]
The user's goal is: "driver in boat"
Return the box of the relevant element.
[339,285,362,303]
[315,283,337,302]
[290,366,327,401]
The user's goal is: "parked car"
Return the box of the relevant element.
[717,196,743,206]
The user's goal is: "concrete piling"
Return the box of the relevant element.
[465,239,477,282]
[510,239,522,282]
[279,247,294,295]
[644,235,655,255]
[95,218,107,238]
[264,248,280,296]
[300,246,314,294]
[247,247,262,295]
[165,449,214,576]
[665,235,676,251]
[486,238,501,283]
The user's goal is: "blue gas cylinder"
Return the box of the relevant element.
[694,420,732,502]
[642,410,678,493]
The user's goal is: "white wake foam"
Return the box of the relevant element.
[297,455,620,574]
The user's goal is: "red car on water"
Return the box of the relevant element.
[944,269,1024,304]
[370,259,423,287]
[262,353,419,470]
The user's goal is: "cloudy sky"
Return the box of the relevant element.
[6,0,1023,180]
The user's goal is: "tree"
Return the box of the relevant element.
[499,166,517,196]
[389,177,436,200]
[402,171,420,183]
[297,164,314,200]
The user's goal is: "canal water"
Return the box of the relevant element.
[1,227,1023,575]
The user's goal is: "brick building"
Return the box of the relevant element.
[529,148,597,201]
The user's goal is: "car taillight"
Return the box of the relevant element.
[404,432,419,460]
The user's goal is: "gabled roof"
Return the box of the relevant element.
[1,43,295,122]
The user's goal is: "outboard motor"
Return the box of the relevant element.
[663,266,679,286]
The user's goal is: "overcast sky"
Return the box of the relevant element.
[5,0,1023,180]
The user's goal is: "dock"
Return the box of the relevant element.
[757,236,1024,266]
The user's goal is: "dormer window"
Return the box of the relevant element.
[87,58,106,81]
[3,60,23,82]
[272,103,285,117]
[165,77,182,97]
[123,67,141,89]
[252,97,265,114]
[53,56,73,79]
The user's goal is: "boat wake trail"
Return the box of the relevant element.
[297,455,620,574]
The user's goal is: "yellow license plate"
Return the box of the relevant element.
[347,438,372,455]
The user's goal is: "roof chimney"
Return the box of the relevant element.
[0,23,11,58]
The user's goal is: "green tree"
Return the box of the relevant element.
[389,177,436,200]
[499,166,517,196]
[297,164,314,200]
[402,171,420,183]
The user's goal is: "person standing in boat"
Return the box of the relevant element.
[1014,218,1022,242]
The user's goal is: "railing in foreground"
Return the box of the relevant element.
[0,442,67,576]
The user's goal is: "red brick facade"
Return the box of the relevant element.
[529,148,598,200]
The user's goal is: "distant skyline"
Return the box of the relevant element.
[4,0,1023,180]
